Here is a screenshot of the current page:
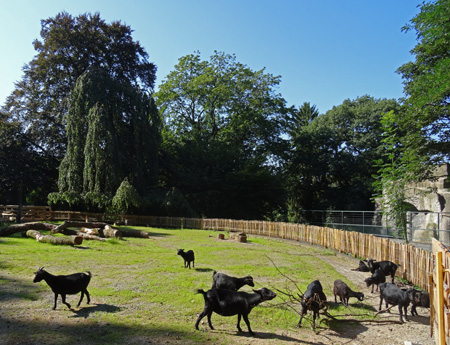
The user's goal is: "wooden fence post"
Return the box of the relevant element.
[437,251,446,345]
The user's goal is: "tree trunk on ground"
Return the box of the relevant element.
[52,221,122,238]
[119,228,150,238]
[0,222,56,237]
[26,230,83,246]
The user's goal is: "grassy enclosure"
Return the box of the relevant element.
[1,226,374,344]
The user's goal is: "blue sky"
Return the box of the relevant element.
[0,0,422,113]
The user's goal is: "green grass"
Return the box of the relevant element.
[0,227,374,344]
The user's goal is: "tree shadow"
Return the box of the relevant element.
[0,274,39,302]
[70,303,121,318]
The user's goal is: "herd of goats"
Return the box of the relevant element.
[31,247,431,337]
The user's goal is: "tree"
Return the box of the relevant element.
[285,96,401,222]
[156,51,285,219]
[2,12,156,205]
[396,0,450,175]
[49,68,160,211]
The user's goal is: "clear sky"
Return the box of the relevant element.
[0,0,422,113]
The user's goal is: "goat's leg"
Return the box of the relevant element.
[398,305,404,322]
[195,310,207,330]
[378,296,383,311]
[61,294,71,309]
[77,291,85,307]
[85,289,91,304]
[53,293,58,310]
[297,310,305,327]
[242,314,254,336]
[236,314,242,332]
[206,312,214,329]
[402,305,408,322]
[192,260,194,268]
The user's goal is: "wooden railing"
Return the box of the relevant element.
[0,205,52,222]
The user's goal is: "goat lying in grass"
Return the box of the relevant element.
[33,267,91,310]
[195,287,276,336]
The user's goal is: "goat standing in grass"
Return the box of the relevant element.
[33,267,91,310]
[177,249,195,269]
[211,271,254,291]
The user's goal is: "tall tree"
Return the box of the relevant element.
[49,68,160,211]
[2,12,156,205]
[395,0,450,175]
[285,96,401,222]
[156,51,285,219]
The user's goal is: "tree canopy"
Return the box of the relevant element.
[156,51,285,219]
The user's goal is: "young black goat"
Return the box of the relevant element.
[211,271,254,291]
[333,279,364,306]
[33,267,91,310]
[177,249,195,269]
[379,283,410,323]
[367,259,398,283]
[407,289,430,316]
[297,280,327,328]
[351,260,370,272]
[195,287,276,336]
[364,267,386,293]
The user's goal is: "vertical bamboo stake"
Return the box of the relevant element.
[437,251,446,345]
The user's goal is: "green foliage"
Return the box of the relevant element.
[285,96,401,221]
[396,0,450,171]
[156,51,285,219]
[111,178,141,214]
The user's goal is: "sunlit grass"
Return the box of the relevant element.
[0,226,372,344]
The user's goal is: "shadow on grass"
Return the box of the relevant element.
[195,268,214,273]
[0,274,39,302]
[70,303,121,318]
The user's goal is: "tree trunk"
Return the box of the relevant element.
[119,228,150,238]
[26,230,83,246]
[0,222,56,237]
[52,221,122,238]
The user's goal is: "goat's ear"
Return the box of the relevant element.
[252,289,261,294]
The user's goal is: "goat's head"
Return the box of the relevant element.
[33,267,46,283]
[177,249,184,256]
[356,292,364,301]
[253,287,277,302]
[244,275,255,287]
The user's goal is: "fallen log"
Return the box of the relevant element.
[52,221,110,234]
[0,222,56,237]
[26,230,83,246]
[118,228,150,238]
[52,221,122,238]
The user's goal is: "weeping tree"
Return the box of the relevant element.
[49,68,161,211]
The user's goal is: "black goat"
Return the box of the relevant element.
[177,249,195,269]
[33,267,91,310]
[364,268,386,293]
[211,271,254,291]
[195,287,276,336]
[333,279,364,306]
[297,280,327,328]
[379,283,410,323]
[351,260,370,272]
[367,259,398,283]
[406,289,430,316]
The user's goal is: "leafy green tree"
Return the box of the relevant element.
[111,178,141,215]
[3,12,156,206]
[396,0,450,174]
[285,96,401,222]
[156,51,285,219]
[49,68,160,211]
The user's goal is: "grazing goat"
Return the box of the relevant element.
[195,287,276,336]
[351,260,370,272]
[367,259,398,283]
[364,268,386,293]
[177,249,195,269]
[378,283,410,323]
[33,267,91,310]
[211,271,254,291]
[333,279,364,306]
[297,280,327,328]
[406,289,430,316]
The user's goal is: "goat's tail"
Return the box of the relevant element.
[195,289,206,297]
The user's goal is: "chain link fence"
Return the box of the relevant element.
[297,210,450,248]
